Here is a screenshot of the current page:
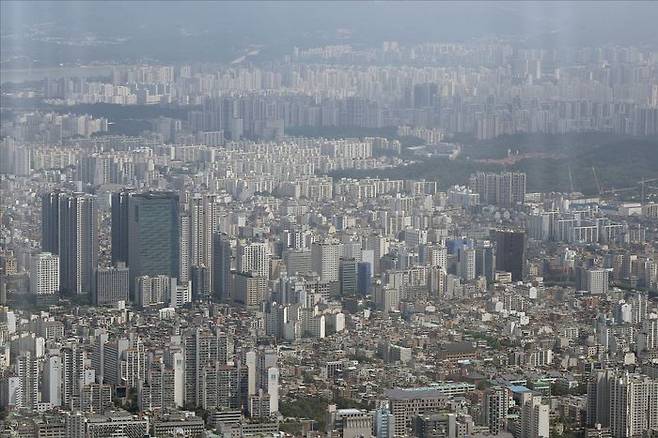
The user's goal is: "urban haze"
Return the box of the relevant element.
[1,2,658,438]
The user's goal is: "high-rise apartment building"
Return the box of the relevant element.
[187,194,215,298]
[609,373,658,438]
[237,241,270,278]
[30,252,59,296]
[41,192,98,296]
[94,264,129,305]
[469,172,526,207]
[183,328,232,407]
[483,386,510,434]
[520,395,550,438]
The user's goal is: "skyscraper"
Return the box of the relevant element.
[125,191,180,292]
[110,189,134,265]
[495,230,526,281]
[212,233,233,301]
[339,257,358,296]
[41,192,98,296]
[187,194,215,298]
[41,191,62,255]
[475,243,496,283]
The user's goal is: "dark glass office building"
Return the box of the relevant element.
[495,230,526,281]
[124,191,180,289]
[110,189,134,265]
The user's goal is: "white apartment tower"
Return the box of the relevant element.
[237,241,271,278]
[30,252,59,295]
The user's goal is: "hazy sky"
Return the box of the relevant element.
[2,1,658,66]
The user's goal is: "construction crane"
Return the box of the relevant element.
[567,165,575,193]
[600,177,658,195]
[592,167,602,195]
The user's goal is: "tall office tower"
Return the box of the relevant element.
[483,386,510,434]
[610,373,658,438]
[339,258,358,296]
[495,230,526,281]
[41,191,62,254]
[457,247,476,281]
[94,264,129,305]
[42,354,62,407]
[15,353,39,409]
[98,337,130,387]
[586,369,612,427]
[283,248,312,275]
[475,244,496,282]
[126,191,180,292]
[29,252,59,296]
[212,233,233,301]
[357,262,372,296]
[188,195,215,298]
[520,395,550,438]
[41,192,98,296]
[237,241,270,278]
[110,189,134,265]
[312,240,343,282]
[365,234,388,275]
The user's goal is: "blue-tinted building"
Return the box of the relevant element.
[357,261,372,296]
